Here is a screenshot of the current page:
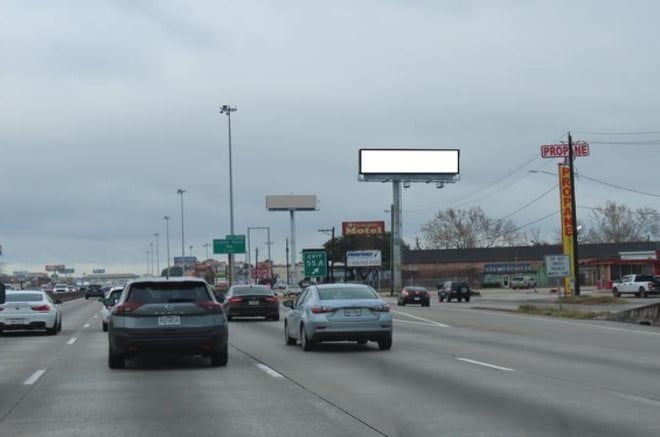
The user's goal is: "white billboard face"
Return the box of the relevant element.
[359,149,459,175]
[266,195,317,211]
[346,250,382,267]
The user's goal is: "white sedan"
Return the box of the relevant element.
[101,286,124,332]
[0,290,62,335]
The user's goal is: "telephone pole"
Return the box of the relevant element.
[567,132,581,296]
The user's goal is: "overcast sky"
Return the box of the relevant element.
[1,0,659,276]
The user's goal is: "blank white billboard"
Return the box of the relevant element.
[266,195,317,211]
[359,149,459,175]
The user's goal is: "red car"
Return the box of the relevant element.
[397,286,430,307]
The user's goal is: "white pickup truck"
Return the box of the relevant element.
[611,274,660,298]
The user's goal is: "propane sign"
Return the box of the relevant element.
[541,142,589,159]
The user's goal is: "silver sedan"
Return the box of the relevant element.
[283,283,392,351]
[0,290,62,335]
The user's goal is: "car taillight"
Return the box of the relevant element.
[402,290,408,296]
[310,306,333,314]
[227,297,243,304]
[31,305,51,312]
[265,296,279,303]
[373,304,391,312]
[648,282,655,290]
[113,302,143,314]
[196,301,224,312]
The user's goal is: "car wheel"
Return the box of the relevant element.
[356,339,368,345]
[46,320,58,335]
[464,295,471,303]
[378,334,392,351]
[301,326,314,352]
[102,322,108,332]
[640,287,647,298]
[401,301,405,306]
[612,287,620,298]
[210,347,228,367]
[438,296,444,302]
[58,319,62,332]
[85,296,89,300]
[285,322,297,345]
[397,300,402,306]
[108,345,125,369]
[271,314,280,321]
[422,301,430,307]
[227,315,233,321]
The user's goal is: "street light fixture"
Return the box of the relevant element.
[177,189,186,259]
[219,104,237,285]
[164,216,171,279]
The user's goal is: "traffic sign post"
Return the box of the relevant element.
[302,250,327,277]
[546,254,570,306]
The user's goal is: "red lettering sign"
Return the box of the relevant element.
[541,142,590,158]
[342,221,385,236]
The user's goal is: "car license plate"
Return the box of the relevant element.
[414,297,420,300]
[344,308,362,317]
[248,300,259,305]
[158,316,180,326]
[8,318,26,325]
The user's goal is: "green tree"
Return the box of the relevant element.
[321,232,409,268]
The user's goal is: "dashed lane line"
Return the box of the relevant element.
[66,337,77,345]
[23,370,47,385]
[391,310,450,328]
[456,357,516,372]
[256,363,284,378]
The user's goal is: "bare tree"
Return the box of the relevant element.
[422,207,520,249]
[524,227,551,246]
[582,201,659,243]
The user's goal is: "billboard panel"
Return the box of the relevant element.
[45,264,65,272]
[173,256,197,267]
[359,149,459,175]
[266,195,317,211]
[346,250,382,267]
[342,221,385,236]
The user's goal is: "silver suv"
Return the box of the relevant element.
[107,277,228,369]
[510,276,537,289]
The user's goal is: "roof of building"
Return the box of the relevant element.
[404,241,660,264]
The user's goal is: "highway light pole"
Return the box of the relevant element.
[164,216,171,279]
[177,188,186,259]
[149,242,154,276]
[154,233,160,276]
[220,104,237,284]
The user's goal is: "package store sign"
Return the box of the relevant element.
[342,221,385,236]
[558,165,574,236]
[484,263,533,273]
[303,250,327,277]
[545,255,571,277]
[45,264,65,272]
[541,142,590,159]
[346,250,382,267]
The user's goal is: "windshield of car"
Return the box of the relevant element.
[318,287,378,300]
[231,286,273,296]
[126,282,211,303]
[5,293,44,302]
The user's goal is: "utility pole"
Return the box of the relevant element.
[285,238,290,285]
[164,216,171,279]
[219,104,237,285]
[567,132,581,296]
[177,189,186,259]
[154,233,160,276]
[255,247,259,283]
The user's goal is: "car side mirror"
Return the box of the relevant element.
[103,298,116,307]
[282,300,294,309]
[55,299,63,305]
[215,293,226,303]
[0,283,5,304]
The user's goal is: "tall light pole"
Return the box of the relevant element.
[189,245,194,257]
[149,242,154,276]
[145,250,150,275]
[164,216,171,279]
[177,189,186,259]
[203,242,210,259]
[219,104,237,285]
[154,233,160,276]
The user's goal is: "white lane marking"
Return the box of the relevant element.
[391,310,450,328]
[93,315,98,319]
[67,337,77,345]
[256,363,283,378]
[83,323,90,328]
[449,307,660,337]
[23,370,47,385]
[394,319,438,328]
[457,358,515,372]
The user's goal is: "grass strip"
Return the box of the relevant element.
[518,304,608,319]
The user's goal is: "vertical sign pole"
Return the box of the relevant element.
[290,210,297,284]
[392,181,403,292]
[567,133,581,296]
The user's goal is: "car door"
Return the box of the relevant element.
[620,275,633,293]
[289,289,313,339]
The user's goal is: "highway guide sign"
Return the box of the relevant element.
[346,250,382,267]
[545,255,571,277]
[302,250,327,277]
[541,142,590,158]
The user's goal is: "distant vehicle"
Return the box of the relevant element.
[437,281,472,303]
[510,276,537,289]
[397,286,430,306]
[0,290,62,335]
[85,284,105,300]
[101,286,124,332]
[3,283,14,290]
[53,284,69,293]
[282,283,392,351]
[107,277,228,369]
[611,274,660,298]
[223,285,280,321]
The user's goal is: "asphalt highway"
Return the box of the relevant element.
[1,298,659,436]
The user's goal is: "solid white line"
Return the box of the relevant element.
[394,319,438,328]
[67,337,77,345]
[93,315,98,319]
[83,323,90,328]
[23,370,47,385]
[391,310,450,328]
[457,358,515,372]
[256,363,283,378]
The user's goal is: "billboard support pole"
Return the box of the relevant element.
[290,210,297,284]
[392,181,403,293]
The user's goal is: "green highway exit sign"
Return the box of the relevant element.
[213,234,246,254]
[303,250,327,277]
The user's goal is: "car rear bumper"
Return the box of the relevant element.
[110,328,227,355]
[0,313,58,330]
[402,297,429,304]
[308,319,392,342]
[227,305,279,317]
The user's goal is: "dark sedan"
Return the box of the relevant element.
[397,286,430,306]
[223,285,280,321]
[85,284,105,299]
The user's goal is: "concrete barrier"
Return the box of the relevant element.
[46,291,85,303]
[608,303,660,326]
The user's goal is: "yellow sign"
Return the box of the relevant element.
[558,164,574,296]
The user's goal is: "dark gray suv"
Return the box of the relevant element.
[107,277,228,369]
[437,281,472,303]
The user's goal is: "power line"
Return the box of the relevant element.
[510,210,559,234]
[589,140,660,145]
[497,184,558,221]
[577,174,660,198]
[574,130,660,135]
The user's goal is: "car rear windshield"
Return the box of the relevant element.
[318,287,378,300]
[406,287,428,292]
[231,286,273,296]
[5,293,44,302]
[637,275,654,282]
[451,282,469,290]
[127,282,211,304]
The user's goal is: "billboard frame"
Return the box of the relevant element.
[358,148,461,183]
